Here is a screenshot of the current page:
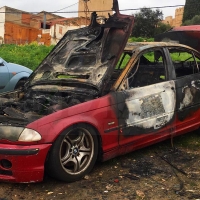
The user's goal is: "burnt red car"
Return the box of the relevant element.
[1,2,200,183]
[155,25,200,52]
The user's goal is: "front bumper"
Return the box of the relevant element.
[0,143,51,183]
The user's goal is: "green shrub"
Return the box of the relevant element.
[0,39,154,71]
[0,43,54,70]
[128,37,154,42]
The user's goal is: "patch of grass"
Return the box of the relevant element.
[173,130,200,150]
[0,43,54,70]
[128,37,154,42]
[57,75,79,79]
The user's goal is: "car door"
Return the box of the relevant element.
[0,58,10,92]
[166,47,200,133]
[115,48,176,147]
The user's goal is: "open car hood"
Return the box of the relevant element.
[0,0,134,126]
[27,0,134,94]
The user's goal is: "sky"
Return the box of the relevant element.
[0,0,186,19]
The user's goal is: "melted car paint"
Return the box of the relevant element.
[179,80,200,110]
[180,87,193,110]
[125,81,176,130]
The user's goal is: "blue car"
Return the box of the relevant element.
[0,57,32,93]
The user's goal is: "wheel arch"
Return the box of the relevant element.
[45,122,103,164]
[44,121,103,181]
[6,72,30,91]
[14,77,28,89]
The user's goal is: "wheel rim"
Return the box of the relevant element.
[59,127,94,175]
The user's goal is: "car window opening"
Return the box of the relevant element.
[127,49,166,88]
[105,52,132,92]
[168,48,200,78]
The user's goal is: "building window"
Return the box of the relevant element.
[41,23,50,29]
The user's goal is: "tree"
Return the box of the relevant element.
[154,22,172,36]
[131,8,163,38]
[182,0,200,23]
[182,15,200,25]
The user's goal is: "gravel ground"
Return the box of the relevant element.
[1,132,200,200]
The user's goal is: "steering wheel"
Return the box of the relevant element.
[182,56,193,63]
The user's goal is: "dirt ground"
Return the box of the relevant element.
[1,131,200,200]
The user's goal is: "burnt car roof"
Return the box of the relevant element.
[124,42,199,52]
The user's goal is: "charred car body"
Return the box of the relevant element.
[1,1,200,183]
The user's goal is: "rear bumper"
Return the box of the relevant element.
[0,143,51,183]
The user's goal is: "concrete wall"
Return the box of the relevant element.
[5,7,22,25]
[0,7,6,43]
[30,19,41,29]
[50,24,80,45]
[78,0,113,18]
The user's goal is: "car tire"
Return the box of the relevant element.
[14,78,27,89]
[46,124,98,182]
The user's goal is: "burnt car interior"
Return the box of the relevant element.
[117,49,166,89]
[108,52,132,87]
[117,46,200,91]
[128,50,166,88]
[168,48,200,78]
